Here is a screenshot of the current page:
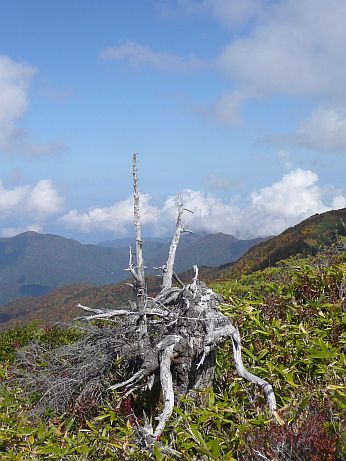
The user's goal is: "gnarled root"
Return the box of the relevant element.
[231,328,276,412]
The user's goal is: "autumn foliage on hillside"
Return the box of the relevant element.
[0,239,344,460]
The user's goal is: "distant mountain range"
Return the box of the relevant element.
[102,232,267,271]
[1,208,345,330]
[0,230,266,306]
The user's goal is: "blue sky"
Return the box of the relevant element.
[0,0,345,242]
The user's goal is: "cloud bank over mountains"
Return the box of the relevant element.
[59,168,345,240]
[1,167,344,240]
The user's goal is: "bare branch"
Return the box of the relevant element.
[132,152,145,289]
[190,264,199,298]
[125,244,141,284]
[132,153,148,347]
[76,303,106,314]
[75,309,137,321]
[162,194,185,291]
[108,369,145,391]
[173,271,184,288]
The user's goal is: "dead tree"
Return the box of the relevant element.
[77,154,277,442]
[16,153,277,450]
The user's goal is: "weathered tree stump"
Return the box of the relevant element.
[76,154,276,443]
[16,153,277,452]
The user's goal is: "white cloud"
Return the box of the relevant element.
[27,180,64,218]
[269,107,346,153]
[152,1,346,153]
[332,195,346,209]
[293,107,346,153]
[61,194,161,234]
[61,168,345,239]
[0,55,65,157]
[0,55,35,151]
[215,0,346,97]
[0,179,64,220]
[248,168,329,236]
[1,223,43,238]
[161,189,242,235]
[211,0,346,145]
[100,41,204,72]
[160,169,334,238]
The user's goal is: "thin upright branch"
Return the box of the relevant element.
[132,153,147,343]
[125,244,141,284]
[162,194,184,291]
[132,152,145,289]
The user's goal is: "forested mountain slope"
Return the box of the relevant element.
[216,207,346,280]
[0,231,266,305]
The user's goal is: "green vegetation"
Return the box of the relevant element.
[218,207,346,279]
[0,247,345,460]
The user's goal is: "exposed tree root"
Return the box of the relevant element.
[72,276,277,440]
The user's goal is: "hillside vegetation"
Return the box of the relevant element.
[0,241,344,460]
[217,208,346,280]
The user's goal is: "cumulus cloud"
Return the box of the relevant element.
[100,41,203,72]
[61,194,161,234]
[215,0,346,96]
[61,168,345,239]
[248,168,329,236]
[0,179,64,219]
[0,55,65,157]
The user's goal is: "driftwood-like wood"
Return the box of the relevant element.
[131,152,147,351]
[162,195,184,291]
[74,154,277,442]
[16,154,277,453]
